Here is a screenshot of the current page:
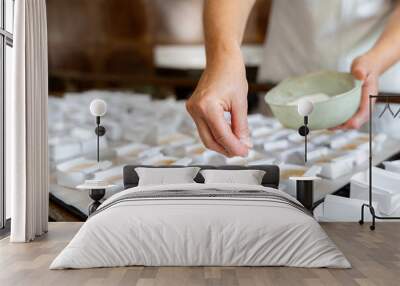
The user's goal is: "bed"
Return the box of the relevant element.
[50,165,350,269]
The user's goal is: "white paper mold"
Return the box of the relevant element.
[172,157,193,166]
[123,125,158,145]
[56,157,112,188]
[263,139,291,152]
[329,130,362,149]
[350,167,400,215]
[158,132,195,147]
[49,137,81,162]
[312,152,355,179]
[250,126,275,138]
[93,165,125,196]
[84,148,117,162]
[383,160,400,174]
[140,154,180,166]
[93,165,124,185]
[316,195,377,222]
[80,137,108,154]
[184,143,207,156]
[310,134,331,146]
[103,120,123,141]
[114,143,151,158]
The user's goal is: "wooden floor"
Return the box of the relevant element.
[0,222,399,286]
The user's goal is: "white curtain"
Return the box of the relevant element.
[8,0,49,242]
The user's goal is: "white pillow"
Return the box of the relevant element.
[135,167,200,186]
[200,169,266,185]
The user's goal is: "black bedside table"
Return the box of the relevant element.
[289,176,321,212]
[77,181,115,215]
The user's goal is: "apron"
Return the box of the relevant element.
[258,0,400,93]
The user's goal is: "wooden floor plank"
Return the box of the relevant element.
[0,222,399,286]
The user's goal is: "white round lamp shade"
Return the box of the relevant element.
[297,100,314,116]
[90,99,107,117]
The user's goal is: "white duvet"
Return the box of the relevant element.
[50,183,350,269]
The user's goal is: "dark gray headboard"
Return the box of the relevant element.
[123,165,280,189]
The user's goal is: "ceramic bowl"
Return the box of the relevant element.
[265,71,362,130]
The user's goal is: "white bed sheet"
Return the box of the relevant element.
[50,183,350,269]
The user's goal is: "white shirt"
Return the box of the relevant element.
[258,0,400,93]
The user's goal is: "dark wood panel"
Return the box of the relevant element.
[47,0,153,76]
[47,0,271,93]
[149,0,270,44]
[49,69,274,94]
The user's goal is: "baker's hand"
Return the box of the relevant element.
[334,54,378,129]
[186,50,252,157]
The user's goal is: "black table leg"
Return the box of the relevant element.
[88,188,106,215]
[296,180,314,212]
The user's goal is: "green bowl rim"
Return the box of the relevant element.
[265,71,362,108]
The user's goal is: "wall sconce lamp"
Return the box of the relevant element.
[79,99,110,216]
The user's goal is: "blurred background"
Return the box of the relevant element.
[45,0,275,221]
[47,0,271,105]
[44,0,400,223]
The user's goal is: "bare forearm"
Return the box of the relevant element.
[367,3,400,75]
[186,0,256,157]
[203,0,256,67]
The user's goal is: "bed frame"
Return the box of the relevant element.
[123,165,280,189]
[49,165,280,221]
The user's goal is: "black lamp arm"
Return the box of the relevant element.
[94,116,106,162]
[298,116,310,163]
